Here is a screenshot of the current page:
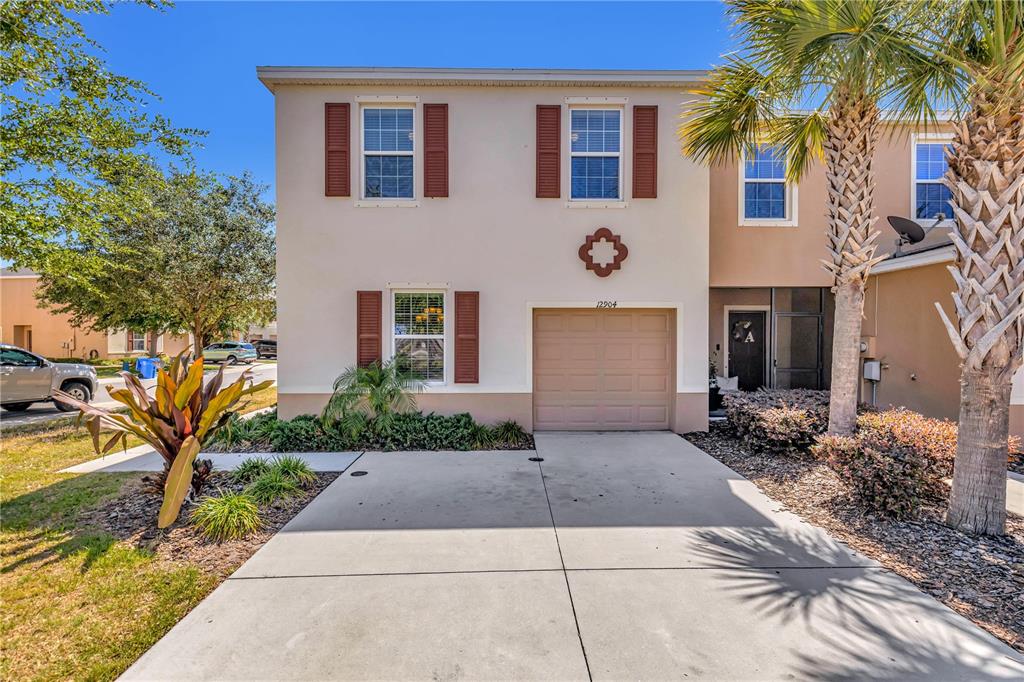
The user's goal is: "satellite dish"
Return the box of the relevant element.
[887,215,927,244]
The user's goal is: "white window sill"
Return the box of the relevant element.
[355,200,420,208]
[740,219,798,228]
[914,218,955,228]
[565,201,628,209]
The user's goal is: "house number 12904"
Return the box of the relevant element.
[596,301,618,308]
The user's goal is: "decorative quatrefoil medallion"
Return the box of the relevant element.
[578,227,628,278]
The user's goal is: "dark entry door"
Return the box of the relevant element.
[728,311,767,390]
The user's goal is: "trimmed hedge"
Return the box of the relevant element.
[207,410,533,453]
[724,389,830,456]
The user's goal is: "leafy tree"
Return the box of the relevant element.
[0,0,200,267]
[39,171,276,351]
[680,0,959,434]
[926,0,1024,535]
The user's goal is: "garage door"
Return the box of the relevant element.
[533,309,674,430]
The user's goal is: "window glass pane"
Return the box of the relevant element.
[394,293,444,336]
[915,143,948,180]
[744,182,786,219]
[915,182,952,220]
[571,155,619,199]
[395,338,444,382]
[745,145,786,180]
[364,107,413,153]
[570,109,620,153]
[365,155,414,198]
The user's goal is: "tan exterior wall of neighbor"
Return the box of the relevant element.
[862,262,961,420]
[272,81,710,432]
[0,275,109,359]
[710,125,953,289]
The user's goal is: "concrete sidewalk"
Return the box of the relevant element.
[123,433,1024,681]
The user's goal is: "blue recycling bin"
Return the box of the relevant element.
[135,357,158,379]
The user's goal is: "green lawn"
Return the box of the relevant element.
[0,389,277,680]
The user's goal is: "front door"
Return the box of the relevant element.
[727,311,767,391]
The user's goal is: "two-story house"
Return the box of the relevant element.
[261,66,1024,436]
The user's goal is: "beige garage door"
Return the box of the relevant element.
[533,309,675,430]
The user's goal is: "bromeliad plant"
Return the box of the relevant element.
[53,350,273,528]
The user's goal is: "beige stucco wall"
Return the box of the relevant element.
[710,125,954,288]
[862,262,961,419]
[0,275,109,359]
[273,83,710,432]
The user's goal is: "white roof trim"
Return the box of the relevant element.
[257,66,708,91]
[872,245,954,274]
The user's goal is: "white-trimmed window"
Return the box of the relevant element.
[393,292,444,382]
[741,145,795,225]
[362,106,414,199]
[570,108,622,200]
[128,331,146,352]
[912,134,954,223]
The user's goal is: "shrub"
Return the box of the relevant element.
[54,349,274,528]
[231,457,271,484]
[270,456,317,488]
[493,420,532,449]
[246,470,300,505]
[190,492,262,541]
[813,433,946,518]
[270,414,339,452]
[208,411,279,452]
[725,389,830,455]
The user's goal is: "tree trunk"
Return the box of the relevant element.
[828,281,865,434]
[947,369,1009,535]
[935,78,1024,536]
[822,91,884,434]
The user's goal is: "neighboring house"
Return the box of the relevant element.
[248,321,278,341]
[0,268,190,359]
[260,66,1021,435]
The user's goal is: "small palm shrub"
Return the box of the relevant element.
[270,456,317,488]
[813,433,946,518]
[725,389,831,456]
[321,358,424,434]
[246,470,300,505]
[232,457,271,484]
[190,492,262,541]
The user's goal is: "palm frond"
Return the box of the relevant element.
[767,112,827,183]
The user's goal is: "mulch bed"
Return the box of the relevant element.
[78,471,340,577]
[686,422,1024,653]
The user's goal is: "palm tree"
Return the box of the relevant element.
[927,1,1024,535]
[321,357,424,437]
[680,0,958,434]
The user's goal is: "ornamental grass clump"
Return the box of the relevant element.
[53,350,273,528]
[270,456,317,488]
[231,457,271,484]
[246,470,300,505]
[190,492,262,542]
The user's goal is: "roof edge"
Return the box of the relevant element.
[256,66,709,91]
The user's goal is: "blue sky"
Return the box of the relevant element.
[82,1,733,197]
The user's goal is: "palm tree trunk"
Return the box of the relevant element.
[935,82,1024,536]
[822,91,885,434]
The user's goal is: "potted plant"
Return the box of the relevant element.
[709,359,724,412]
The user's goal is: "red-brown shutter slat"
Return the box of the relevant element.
[454,291,479,383]
[632,106,658,199]
[423,103,449,198]
[356,290,382,367]
[536,105,561,198]
[325,103,350,197]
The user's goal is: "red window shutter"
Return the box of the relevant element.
[325,103,350,197]
[632,106,658,199]
[423,103,449,198]
[356,291,382,367]
[454,291,479,383]
[536,105,561,198]
[126,330,134,351]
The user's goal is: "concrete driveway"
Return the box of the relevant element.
[124,433,1024,681]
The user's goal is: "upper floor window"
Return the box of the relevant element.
[393,292,444,382]
[363,107,414,199]
[570,109,621,200]
[741,145,794,224]
[913,137,953,222]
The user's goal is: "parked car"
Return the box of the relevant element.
[251,339,277,359]
[201,341,258,365]
[0,344,99,412]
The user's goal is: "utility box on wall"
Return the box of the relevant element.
[863,360,881,382]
